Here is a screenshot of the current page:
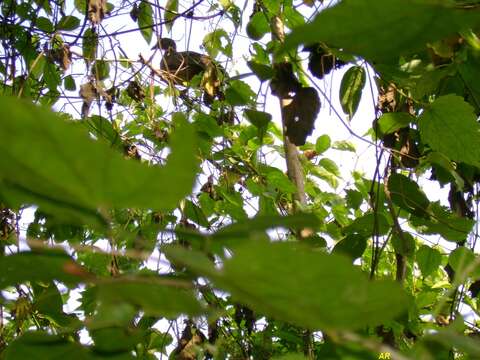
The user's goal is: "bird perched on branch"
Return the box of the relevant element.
[153,38,225,104]
[155,38,211,84]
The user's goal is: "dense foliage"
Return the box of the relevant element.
[1,0,480,359]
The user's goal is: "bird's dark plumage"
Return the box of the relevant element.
[156,38,212,84]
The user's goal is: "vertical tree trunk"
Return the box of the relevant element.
[270,15,312,358]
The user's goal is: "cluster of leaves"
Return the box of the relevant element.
[1,0,480,359]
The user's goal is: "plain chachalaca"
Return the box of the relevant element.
[154,38,225,104]
[155,38,212,84]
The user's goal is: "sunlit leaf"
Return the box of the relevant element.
[339,66,365,119]
[416,245,442,277]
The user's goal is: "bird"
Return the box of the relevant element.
[154,38,225,104]
[154,38,213,85]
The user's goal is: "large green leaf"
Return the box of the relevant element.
[96,278,203,318]
[0,252,89,289]
[419,95,480,167]
[4,332,89,360]
[284,0,480,62]
[0,97,198,226]
[166,241,408,330]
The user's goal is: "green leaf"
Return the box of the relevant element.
[225,80,255,106]
[419,95,480,167]
[36,17,54,32]
[167,242,408,330]
[391,231,416,258]
[82,28,98,61]
[332,140,355,152]
[90,326,141,353]
[345,189,363,209]
[377,112,413,135]
[416,245,442,277]
[247,60,274,81]
[91,60,110,80]
[244,109,272,129]
[410,203,474,243]
[344,212,390,237]
[164,0,178,32]
[315,135,331,154]
[138,1,153,44]
[203,29,232,58]
[0,98,198,226]
[63,75,76,91]
[214,213,321,240]
[459,55,480,112]
[0,252,88,289]
[148,330,173,353]
[284,0,480,62]
[339,66,365,118]
[449,247,480,278]
[74,0,87,13]
[56,15,80,30]
[246,12,270,41]
[266,169,297,194]
[332,234,367,260]
[388,173,429,217]
[97,278,203,318]
[4,332,90,360]
[319,158,341,178]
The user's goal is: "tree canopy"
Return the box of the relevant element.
[1,0,480,359]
